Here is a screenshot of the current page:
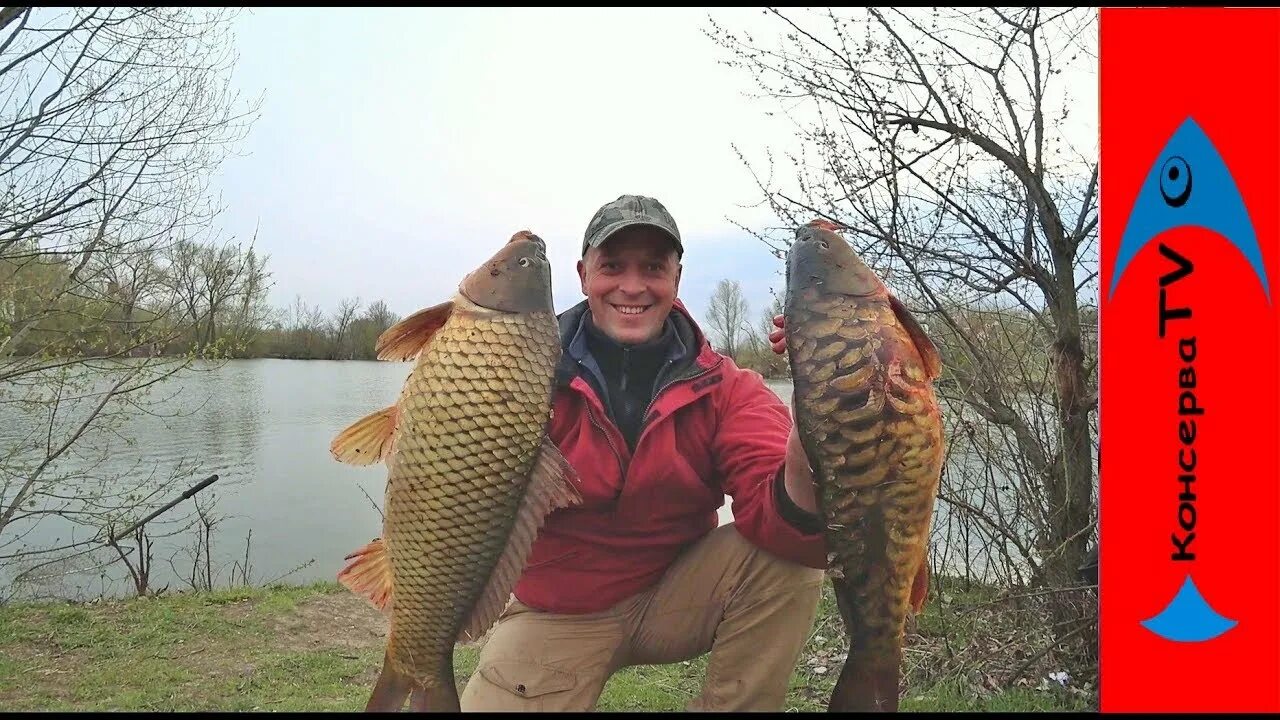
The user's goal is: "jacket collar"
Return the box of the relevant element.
[554,299,716,389]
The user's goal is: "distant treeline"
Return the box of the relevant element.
[2,234,1093,376]
[700,278,1097,389]
[0,235,400,362]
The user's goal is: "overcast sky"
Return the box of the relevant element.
[209,7,1097,336]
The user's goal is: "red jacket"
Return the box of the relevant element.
[513,300,828,614]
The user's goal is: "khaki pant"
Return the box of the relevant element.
[459,523,826,712]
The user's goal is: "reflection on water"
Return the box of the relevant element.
[0,358,1004,601]
[0,359,413,600]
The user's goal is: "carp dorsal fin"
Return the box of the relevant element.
[456,437,583,645]
[888,293,943,381]
[375,300,455,362]
[330,404,400,466]
[338,537,394,614]
[806,217,845,233]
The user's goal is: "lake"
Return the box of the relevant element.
[0,357,1013,601]
[3,359,794,600]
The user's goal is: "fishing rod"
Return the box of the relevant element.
[103,473,220,545]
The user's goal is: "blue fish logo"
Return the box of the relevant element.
[1109,116,1270,302]
[1114,116,1253,644]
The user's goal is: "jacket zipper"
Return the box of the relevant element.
[619,348,629,396]
[636,359,719,444]
[585,401,625,476]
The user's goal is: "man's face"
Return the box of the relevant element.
[577,226,682,345]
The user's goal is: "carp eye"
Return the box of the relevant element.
[518,257,531,267]
[819,240,829,250]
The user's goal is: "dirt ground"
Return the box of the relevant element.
[267,590,389,654]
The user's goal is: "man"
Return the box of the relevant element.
[459,194,829,712]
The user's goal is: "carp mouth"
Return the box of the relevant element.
[459,231,554,314]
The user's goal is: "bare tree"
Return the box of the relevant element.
[164,239,205,348]
[92,240,170,354]
[0,7,261,597]
[760,292,784,343]
[706,279,752,359]
[362,299,398,331]
[708,5,1098,667]
[221,242,273,354]
[196,239,260,352]
[329,296,362,360]
[348,299,399,360]
[164,235,271,354]
[284,294,328,359]
[753,292,789,378]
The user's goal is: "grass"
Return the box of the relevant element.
[0,579,1094,712]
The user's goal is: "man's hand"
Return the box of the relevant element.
[771,312,818,514]
[769,314,786,355]
[783,425,819,514]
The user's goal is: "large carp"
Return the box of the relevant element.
[783,220,944,713]
[329,230,583,712]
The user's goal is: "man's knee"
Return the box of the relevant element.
[460,654,592,712]
[458,601,619,712]
[686,529,825,712]
[716,523,826,592]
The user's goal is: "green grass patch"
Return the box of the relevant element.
[0,579,1092,712]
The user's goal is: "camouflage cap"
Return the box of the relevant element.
[582,194,683,258]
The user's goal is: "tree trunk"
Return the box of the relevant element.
[1046,246,1097,658]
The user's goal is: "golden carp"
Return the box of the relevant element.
[783,219,944,713]
[329,230,583,712]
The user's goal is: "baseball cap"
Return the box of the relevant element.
[581,194,683,258]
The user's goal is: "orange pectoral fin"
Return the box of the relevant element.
[338,537,394,613]
[909,556,930,614]
[888,293,943,381]
[330,405,399,466]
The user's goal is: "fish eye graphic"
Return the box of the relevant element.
[1109,116,1270,303]
[1159,156,1191,207]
